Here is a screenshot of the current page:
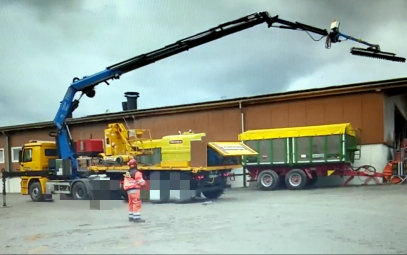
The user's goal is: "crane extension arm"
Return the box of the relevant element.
[55,11,404,177]
[327,20,405,63]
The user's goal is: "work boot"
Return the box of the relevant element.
[133,218,145,223]
[128,217,134,222]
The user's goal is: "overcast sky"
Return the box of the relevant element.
[0,0,406,127]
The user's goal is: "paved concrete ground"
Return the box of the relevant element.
[1,185,407,254]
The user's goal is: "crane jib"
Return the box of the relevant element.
[52,11,404,176]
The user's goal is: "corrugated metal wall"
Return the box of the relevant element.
[0,91,385,171]
[244,92,384,145]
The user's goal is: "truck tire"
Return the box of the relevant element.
[257,170,280,191]
[72,182,89,200]
[202,189,224,199]
[29,182,44,202]
[285,169,308,190]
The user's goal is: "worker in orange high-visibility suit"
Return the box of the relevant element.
[123,158,146,223]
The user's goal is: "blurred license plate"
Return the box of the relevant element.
[209,174,218,178]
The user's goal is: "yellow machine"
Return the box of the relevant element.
[9,123,257,203]
[98,122,161,164]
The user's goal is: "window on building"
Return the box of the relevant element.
[0,148,4,164]
[11,147,22,163]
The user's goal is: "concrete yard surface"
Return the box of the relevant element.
[1,185,407,254]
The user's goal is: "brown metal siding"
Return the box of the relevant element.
[131,109,241,141]
[3,92,385,170]
[244,92,384,145]
[8,129,54,171]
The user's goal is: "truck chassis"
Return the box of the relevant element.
[245,163,383,191]
[1,168,231,203]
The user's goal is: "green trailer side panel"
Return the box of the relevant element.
[242,133,358,165]
[259,140,271,163]
[293,134,348,163]
[272,138,288,163]
[243,140,258,165]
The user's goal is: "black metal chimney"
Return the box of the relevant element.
[124,92,139,111]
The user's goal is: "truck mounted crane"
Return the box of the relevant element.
[56,12,404,176]
[2,11,405,203]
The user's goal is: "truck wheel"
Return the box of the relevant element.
[285,169,308,190]
[202,189,224,199]
[29,182,44,202]
[72,182,89,200]
[257,170,279,191]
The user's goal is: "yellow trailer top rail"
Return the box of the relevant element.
[239,123,356,140]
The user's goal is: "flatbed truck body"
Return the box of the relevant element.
[2,130,257,203]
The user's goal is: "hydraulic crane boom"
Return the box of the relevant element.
[54,11,405,178]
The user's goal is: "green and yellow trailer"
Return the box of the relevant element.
[238,123,383,190]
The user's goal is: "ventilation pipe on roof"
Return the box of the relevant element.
[122,92,140,111]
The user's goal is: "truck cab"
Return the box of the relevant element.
[17,141,58,200]
[19,140,58,171]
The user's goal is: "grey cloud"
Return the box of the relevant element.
[0,0,406,126]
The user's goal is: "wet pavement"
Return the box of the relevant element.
[1,185,407,254]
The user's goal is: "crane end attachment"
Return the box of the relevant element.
[350,47,405,63]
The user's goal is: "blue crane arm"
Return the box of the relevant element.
[54,11,282,176]
[53,11,400,177]
[335,32,379,49]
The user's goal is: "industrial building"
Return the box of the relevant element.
[1,77,406,189]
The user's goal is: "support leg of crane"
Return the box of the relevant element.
[1,177,12,208]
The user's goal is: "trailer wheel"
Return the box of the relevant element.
[285,169,308,190]
[72,182,89,200]
[29,182,44,202]
[202,189,224,199]
[257,170,280,191]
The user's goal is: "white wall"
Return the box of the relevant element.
[228,144,391,188]
[227,168,246,188]
[3,177,21,193]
